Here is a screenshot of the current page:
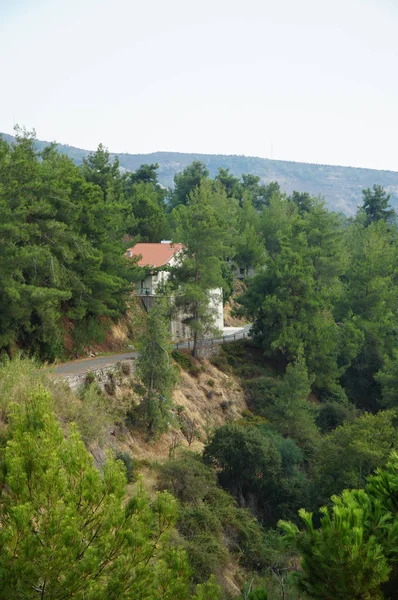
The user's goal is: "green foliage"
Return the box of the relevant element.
[361,184,395,226]
[241,194,351,391]
[315,402,353,433]
[314,409,398,503]
[5,132,398,215]
[125,179,168,242]
[170,161,209,209]
[0,131,137,360]
[0,387,218,599]
[157,452,270,587]
[279,452,398,599]
[172,349,202,377]
[115,451,135,483]
[246,589,268,600]
[339,219,398,411]
[203,423,309,527]
[136,299,178,437]
[375,351,398,408]
[171,180,236,355]
[0,356,114,444]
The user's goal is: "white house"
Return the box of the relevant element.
[126,241,224,341]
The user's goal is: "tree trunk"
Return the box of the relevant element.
[192,328,198,358]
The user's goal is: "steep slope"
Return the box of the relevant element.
[2,132,398,214]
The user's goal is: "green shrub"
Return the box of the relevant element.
[84,371,96,386]
[210,352,231,373]
[189,364,201,378]
[245,376,278,407]
[157,452,217,504]
[171,350,202,378]
[120,362,132,376]
[315,402,353,433]
[220,400,233,412]
[0,357,114,445]
[172,350,193,370]
[116,451,135,483]
[104,372,116,396]
[72,316,108,354]
[319,383,349,405]
[206,379,215,387]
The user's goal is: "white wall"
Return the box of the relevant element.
[135,250,224,340]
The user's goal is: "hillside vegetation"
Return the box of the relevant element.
[1,129,398,599]
[2,130,398,214]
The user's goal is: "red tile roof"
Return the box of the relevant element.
[126,243,184,268]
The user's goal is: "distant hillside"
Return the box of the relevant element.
[3,132,398,215]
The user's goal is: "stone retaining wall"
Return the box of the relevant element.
[58,360,135,392]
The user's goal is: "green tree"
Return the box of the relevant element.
[0,387,222,599]
[170,161,209,209]
[241,175,279,210]
[81,143,123,203]
[127,181,167,242]
[376,351,398,407]
[0,131,136,359]
[234,196,264,276]
[289,190,314,214]
[340,220,398,411]
[171,180,234,356]
[136,299,178,436]
[261,354,318,449]
[215,167,243,201]
[314,409,398,503]
[203,423,284,525]
[241,193,361,391]
[361,184,395,226]
[279,452,398,599]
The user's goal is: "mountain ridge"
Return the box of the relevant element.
[3,131,398,214]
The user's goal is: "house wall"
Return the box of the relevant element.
[210,288,224,331]
[135,251,181,296]
[135,250,224,341]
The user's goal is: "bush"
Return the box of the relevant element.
[120,361,131,376]
[220,400,233,412]
[315,402,353,433]
[319,383,348,405]
[189,364,201,378]
[84,371,96,386]
[157,452,271,585]
[206,378,215,387]
[172,350,201,378]
[104,372,116,396]
[172,350,193,370]
[210,353,231,373]
[72,316,108,354]
[245,376,278,408]
[157,452,217,504]
[179,414,200,446]
[116,451,135,482]
[0,356,114,445]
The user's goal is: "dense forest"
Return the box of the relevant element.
[3,130,398,215]
[0,130,398,599]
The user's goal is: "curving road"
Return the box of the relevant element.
[54,325,252,376]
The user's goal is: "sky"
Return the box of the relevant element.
[1,0,397,170]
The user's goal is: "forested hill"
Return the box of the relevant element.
[2,131,398,215]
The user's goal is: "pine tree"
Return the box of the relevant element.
[136,299,178,436]
[361,184,395,226]
[279,454,398,599]
[171,180,234,357]
[0,386,221,599]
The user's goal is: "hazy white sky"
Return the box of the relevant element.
[1,0,397,170]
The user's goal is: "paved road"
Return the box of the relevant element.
[54,325,252,376]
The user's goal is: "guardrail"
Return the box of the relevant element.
[173,329,248,351]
